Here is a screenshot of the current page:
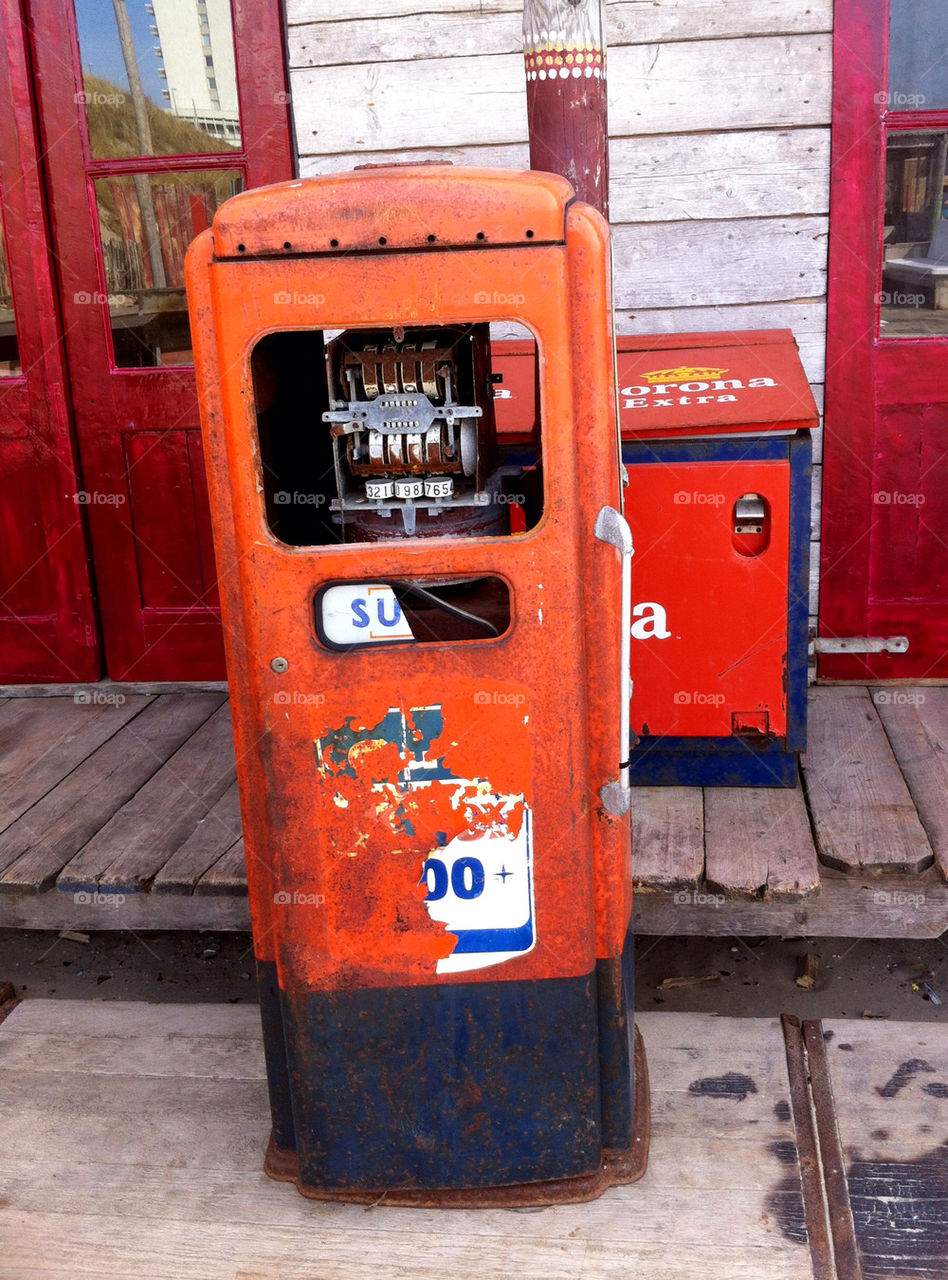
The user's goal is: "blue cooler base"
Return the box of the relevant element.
[629,736,799,788]
[256,945,650,1206]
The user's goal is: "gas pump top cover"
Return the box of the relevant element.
[210,166,575,258]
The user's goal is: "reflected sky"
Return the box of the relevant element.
[75,0,166,104]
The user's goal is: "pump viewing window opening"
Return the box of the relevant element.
[251,322,543,547]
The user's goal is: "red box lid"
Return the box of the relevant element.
[616,330,819,439]
[490,329,818,441]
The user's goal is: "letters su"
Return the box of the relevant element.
[351,596,402,629]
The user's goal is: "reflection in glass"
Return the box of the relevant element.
[889,0,948,112]
[0,204,21,378]
[881,132,948,337]
[96,168,242,366]
[75,0,241,158]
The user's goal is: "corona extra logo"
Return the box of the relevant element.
[641,366,728,384]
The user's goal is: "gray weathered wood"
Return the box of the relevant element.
[196,837,247,895]
[822,1018,948,1279]
[289,0,832,61]
[609,129,830,222]
[0,694,223,892]
[873,686,948,880]
[704,781,820,900]
[635,865,948,938]
[802,686,934,874]
[0,1003,814,1279]
[0,889,251,930]
[0,681,228,698]
[631,785,704,889]
[292,36,832,155]
[0,696,146,837]
[612,216,828,309]
[56,702,238,895]
[152,780,243,894]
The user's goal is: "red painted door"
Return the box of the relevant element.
[0,1,99,681]
[26,0,293,679]
[822,0,948,678]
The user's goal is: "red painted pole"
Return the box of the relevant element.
[522,0,608,217]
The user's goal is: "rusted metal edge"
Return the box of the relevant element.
[0,981,20,1027]
[782,1013,836,1280]
[803,1019,863,1280]
[265,1024,650,1208]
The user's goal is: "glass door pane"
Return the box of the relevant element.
[75,0,241,157]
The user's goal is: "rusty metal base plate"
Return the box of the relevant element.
[264,1025,650,1208]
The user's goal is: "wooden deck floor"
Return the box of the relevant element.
[2,999,946,1278]
[0,684,945,936]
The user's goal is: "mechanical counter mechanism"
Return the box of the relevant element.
[323,323,511,541]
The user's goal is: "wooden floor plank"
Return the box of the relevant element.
[873,686,948,881]
[196,836,247,895]
[0,1004,814,1280]
[634,865,948,938]
[630,786,704,890]
[56,702,237,895]
[0,693,225,894]
[822,1018,948,1279]
[801,686,934,874]
[0,695,147,839]
[705,779,820,900]
[152,780,243,894]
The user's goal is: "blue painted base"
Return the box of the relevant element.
[254,927,644,1200]
[629,737,798,787]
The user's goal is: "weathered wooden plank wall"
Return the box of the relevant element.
[285,0,833,629]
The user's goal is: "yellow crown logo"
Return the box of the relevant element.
[641,366,728,384]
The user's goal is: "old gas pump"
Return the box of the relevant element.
[185,165,648,1204]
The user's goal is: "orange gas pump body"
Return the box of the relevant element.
[185,166,646,1204]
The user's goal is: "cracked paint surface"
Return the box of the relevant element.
[307,687,534,985]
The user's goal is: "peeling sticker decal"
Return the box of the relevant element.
[314,699,535,975]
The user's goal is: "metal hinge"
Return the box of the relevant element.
[809,635,909,655]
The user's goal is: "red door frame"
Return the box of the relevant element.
[26,0,294,680]
[0,0,99,681]
[821,0,948,679]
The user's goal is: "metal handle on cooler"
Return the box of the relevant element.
[594,504,634,817]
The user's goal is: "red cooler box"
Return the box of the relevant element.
[493,329,818,787]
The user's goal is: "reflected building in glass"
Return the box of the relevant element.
[148,0,240,146]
